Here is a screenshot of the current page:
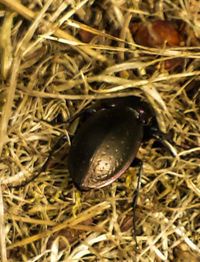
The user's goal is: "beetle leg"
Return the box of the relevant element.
[10,135,67,189]
[143,124,177,157]
[149,127,177,157]
[68,108,97,124]
[40,107,97,126]
[11,107,98,189]
[132,158,143,248]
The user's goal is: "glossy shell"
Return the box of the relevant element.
[68,104,144,190]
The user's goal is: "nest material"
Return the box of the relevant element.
[0,0,200,261]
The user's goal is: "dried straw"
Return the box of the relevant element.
[0,0,199,261]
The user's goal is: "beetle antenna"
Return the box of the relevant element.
[132,159,143,249]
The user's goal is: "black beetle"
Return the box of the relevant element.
[10,95,174,247]
[67,95,176,247]
[68,96,173,190]
[11,95,174,191]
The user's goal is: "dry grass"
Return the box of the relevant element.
[0,0,200,261]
